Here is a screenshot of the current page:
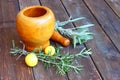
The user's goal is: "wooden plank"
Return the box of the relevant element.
[105,0,120,17]
[0,27,35,80]
[0,28,17,80]
[40,0,102,80]
[0,0,19,28]
[18,0,40,9]
[18,0,68,80]
[60,0,102,80]
[0,4,3,22]
[0,0,35,80]
[18,0,100,80]
[83,0,120,51]
[40,0,70,21]
[0,0,19,23]
[61,0,120,80]
[18,0,51,80]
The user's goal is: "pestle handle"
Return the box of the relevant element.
[51,31,70,47]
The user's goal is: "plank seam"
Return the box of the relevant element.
[83,44,103,80]
[104,0,120,18]
[60,0,101,77]
[82,0,120,55]
[83,0,120,79]
[60,0,70,17]
[17,0,36,80]
[60,0,103,79]
[60,0,77,29]
[18,0,21,11]
[38,0,42,6]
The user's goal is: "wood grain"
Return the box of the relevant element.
[62,0,120,79]
[40,0,102,80]
[0,0,19,23]
[105,0,120,17]
[83,0,120,51]
[0,0,35,80]
[0,28,17,80]
[0,0,120,80]
[18,0,68,80]
[40,0,71,79]
[19,0,40,9]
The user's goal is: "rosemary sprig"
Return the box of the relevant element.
[10,41,92,75]
[56,17,85,27]
[55,17,94,48]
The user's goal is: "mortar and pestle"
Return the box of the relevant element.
[16,6,70,51]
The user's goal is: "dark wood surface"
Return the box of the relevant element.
[0,0,120,80]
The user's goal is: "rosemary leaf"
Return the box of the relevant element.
[73,36,77,48]
[56,17,85,27]
[10,41,92,75]
[55,17,94,48]
[12,40,15,48]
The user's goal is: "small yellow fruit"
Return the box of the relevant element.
[44,46,55,56]
[25,53,38,67]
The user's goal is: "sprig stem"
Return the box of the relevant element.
[56,17,85,27]
[10,41,92,75]
[55,17,94,48]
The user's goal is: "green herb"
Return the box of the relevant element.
[10,41,92,75]
[55,17,94,48]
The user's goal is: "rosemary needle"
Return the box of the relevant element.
[55,17,94,48]
[10,17,94,75]
[10,41,92,75]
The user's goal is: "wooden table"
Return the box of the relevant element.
[0,0,120,80]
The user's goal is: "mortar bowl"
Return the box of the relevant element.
[16,6,55,51]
